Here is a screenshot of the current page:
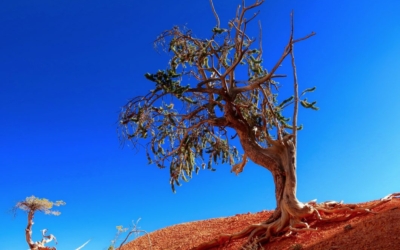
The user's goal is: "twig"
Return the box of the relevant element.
[290,11,299,148]
[293,32,316,44]
[257,20,263,60]
[117,219,153,250]
[209,0,220,28]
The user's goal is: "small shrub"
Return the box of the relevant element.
[108,218,152,250]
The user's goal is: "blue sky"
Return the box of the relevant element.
[1,0,399,249]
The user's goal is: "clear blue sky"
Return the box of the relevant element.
[1,1,399,249]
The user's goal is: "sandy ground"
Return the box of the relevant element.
[120,197,400,250]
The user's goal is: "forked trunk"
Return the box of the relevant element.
[224,103,315,241]
[237,129,315,235]
[193,106,399,250]
[267,140,315,232]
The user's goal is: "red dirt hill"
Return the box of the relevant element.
[121,197,400,250]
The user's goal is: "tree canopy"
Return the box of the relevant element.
[15,196,65,216]
[117,1,400,248]
[119,0,316,193]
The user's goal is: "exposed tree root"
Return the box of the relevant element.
[191,193,400,250]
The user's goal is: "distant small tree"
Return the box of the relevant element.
[14,196,65,250]
[108,218,152,250]
[118,0,399,248]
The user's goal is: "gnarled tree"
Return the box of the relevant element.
[14,196,65,250]
[119,0,399,248]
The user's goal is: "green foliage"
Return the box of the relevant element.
[300,87,318,110]
[301,86,316,95]
[300,99,319,110]
[144,70,189,99]
[278,96,294,108]
[212,27,227,34]
[118,0,316,192]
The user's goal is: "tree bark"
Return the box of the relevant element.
[220,102,316,242]
[193,104,398,249]
[26,210,37,250]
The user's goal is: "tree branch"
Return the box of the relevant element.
[209,0,220,28]
[290,11,299,148]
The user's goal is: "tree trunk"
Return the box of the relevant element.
[26,210,37,250]
[221,103,316,242]
[236,127,315,236]
[193,105,399,249]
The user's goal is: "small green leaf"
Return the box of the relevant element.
[301,86,316,96]
[249,56,262,64]
[212,27,226,34]
[183,97,197,104]
[300,99,319,110]
[145,73,156,82]
[278,96,294,108]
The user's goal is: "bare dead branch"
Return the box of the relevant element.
[209,0,220,28]
[290,11,299,148]
[293,31,316,44]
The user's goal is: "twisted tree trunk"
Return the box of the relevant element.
[225,101,314,240]
[237,127,315,239]
[26,210,37,250]
[25,210,57,250]
[193,123,399,250]
[192,104,400,250]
